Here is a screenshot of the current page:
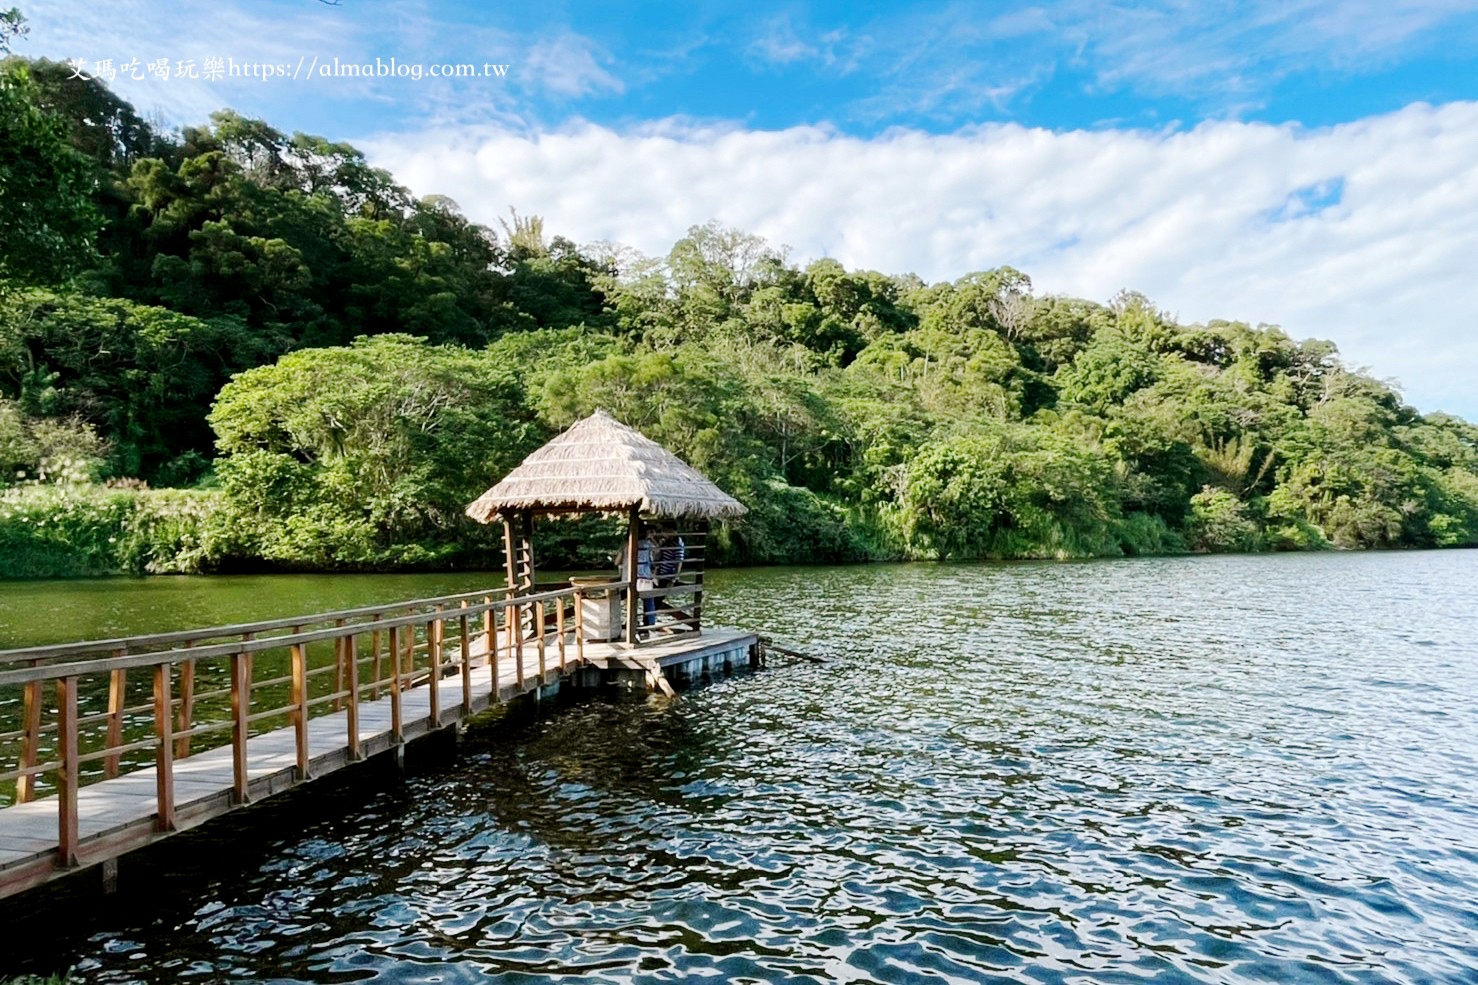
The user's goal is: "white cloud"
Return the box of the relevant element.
[747,17,819,65]
[1060,0,1478,96]
[521,33,622,99]
[363,102,1478,418]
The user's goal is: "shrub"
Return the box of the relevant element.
[1187,487,1263,553]
[0,485,227,578]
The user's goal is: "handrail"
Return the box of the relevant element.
[0,585,529,665]
[0,586,593,686]
[0,582,597,882]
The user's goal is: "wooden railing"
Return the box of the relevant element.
[0,585,594,865]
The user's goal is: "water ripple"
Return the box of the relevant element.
[14,551,1478,983]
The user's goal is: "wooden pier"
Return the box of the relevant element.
[0,584,757,902]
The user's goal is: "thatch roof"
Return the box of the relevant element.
[465,410,748,522]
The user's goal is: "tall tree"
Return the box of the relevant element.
[0,58,101,284]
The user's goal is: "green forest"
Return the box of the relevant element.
[4,23,1478,578]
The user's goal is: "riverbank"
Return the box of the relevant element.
[0,478,1296,581]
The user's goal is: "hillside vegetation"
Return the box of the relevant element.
[3,43,1477,576]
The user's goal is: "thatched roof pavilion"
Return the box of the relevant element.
[465,409,747,522]
[465,410,745,646]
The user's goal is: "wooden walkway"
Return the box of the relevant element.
[0,583,756,901]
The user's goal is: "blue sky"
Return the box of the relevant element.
[20,0,1478,417]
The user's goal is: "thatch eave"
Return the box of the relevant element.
[464,410,748,524]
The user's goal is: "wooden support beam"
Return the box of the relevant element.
[388,625,403,742]
[403,620,415,684]
[333,618,347,712]
[536,602,547,678]
[503,605,515,695]
[459,605,472,714]
[518,510,535,592]
[153,663,176,832]
[574,591,585,665]
[230,651,251,804]
[345,633,360,761]
[104,659,126,779]
[503,519,518,595]
[514,594,526,686]
[291,642,310,781]
[175,642,195,759]
[17,675,41,803]
[515,601,525,690]
[56,676,80,867]
[426,618,440,726]
[483,595,494,659]
[625,508,640,646]
[370,617,383,701]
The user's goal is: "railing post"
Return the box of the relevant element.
[345,632,360,761]
[231,649,252,804]
[483,595,494,661]
[515,600,525,690]
[389,625,403,742]
[514,594,526,686]
[536,602,547,678]
[371,614,383,701]
[459,603,472,714]
[574,589,585,666]
[291,640,310,780]
[153,663,176,832]
[56,676,79,867]
[176,640,195,759]
[491,599,505,704]
[104,656,126,779]
[333,618,347,712]
[556,598,566,671]
[402,621,414,690]
[17,673,41,803]
[427,616,440,727]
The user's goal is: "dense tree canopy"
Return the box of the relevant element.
[3,59,1477,574]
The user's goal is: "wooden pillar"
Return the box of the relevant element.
[291,641,310,781]
[56,676,80,867]
[17,675,41,803]
[370,616,383,701]
[388,625,403,742]
[427,617,440,726]
[104,659,126,779]
[482,595,494,659]
[332,619,347,712]
[502,518,518,595]
[574,590,585,665]
[230,650,252,804]
[175,641,196,759]
[624,508,640,645]
[517,510,535,592]
[153,664,176,831]
[459,604,472,713]
[345,632,360,761]
[535,603,547,677]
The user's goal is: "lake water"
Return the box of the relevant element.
[2,552,1477,983]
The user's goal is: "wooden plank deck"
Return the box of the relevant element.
[0,628,756,900]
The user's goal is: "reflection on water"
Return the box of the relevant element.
[4,552,1478,983]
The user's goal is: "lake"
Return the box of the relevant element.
[2,551,1476,983]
